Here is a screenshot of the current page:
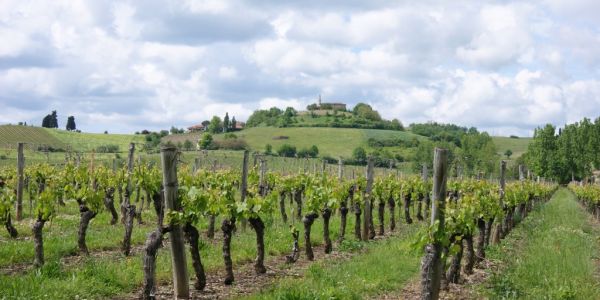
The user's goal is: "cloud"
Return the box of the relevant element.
[0,0,599,136]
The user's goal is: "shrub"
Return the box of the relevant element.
[183,140,194,151]
[265,144,273,155]
[198,133,215,150]
[95,144,119,153]
[277,144,297,157]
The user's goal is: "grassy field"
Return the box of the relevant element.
[483,188,600,299]
[164,127,424,158]
[491,136,531,160]
[45,128,144,153]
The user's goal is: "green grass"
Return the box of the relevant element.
[484,188,600,299]
[243,225,423,300]
[492,136,531,160]
[45,128,144,153]
[164,127,423,158]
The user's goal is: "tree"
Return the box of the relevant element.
[504,149,513,159]
[265,144,272,155]
[170,126,180,135]
[66,116,76,131]
[50,111,58,128]
[309,145,319,157]
[223,113,230,133]
[198,133,214,150]
[390,118,404,131]
[231,116,236,131]
[352,147,367,163]
[208,116,222,134]
[41,114,52,128]
[352,103,381,121]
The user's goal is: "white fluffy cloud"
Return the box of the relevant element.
[0,0,599,135]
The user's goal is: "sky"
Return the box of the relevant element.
[1,0,599,136]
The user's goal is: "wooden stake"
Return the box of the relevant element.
[420,148,448,300]
[362,157,374,241]
[15,142,24,220]
[160,146,189,299]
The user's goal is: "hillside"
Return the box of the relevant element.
[166,127,421,157]
[0,125,66,149]
[0,125,143,153]
[492,136,531,160]
[45,129,144,153]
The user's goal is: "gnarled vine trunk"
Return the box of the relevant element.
[142,226,171,300]
[249,216,267,274]
[403,194,413,224]
[103,188,118,225]
[122,204,136,256]
[294,190,302,220]
[303,213,318,260]
[446,239,464,284]
[339,204,348,241]
[484,217,494,247]
[285,228,300,263]
[78,204,97,255]
[222,218,236,285]
[279,191,288,223]
[207,215,216,239]
[475,218,486,263]
[377,200,385,235]
[183,223,206,290]
[388,197,396,231]
[353,202,361,240]
[4,213,18,238]
[463,234,475,275]
[151,189,163,227]
[33,218,46,267]
[416,195,424,221]
[322,208,332,253]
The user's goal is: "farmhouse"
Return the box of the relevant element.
[187,124,206,132]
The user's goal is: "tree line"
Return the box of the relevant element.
[525,117,600,183]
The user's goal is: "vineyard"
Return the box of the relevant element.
[0,141,572,300]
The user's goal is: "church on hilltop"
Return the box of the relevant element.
[307,95,347,111]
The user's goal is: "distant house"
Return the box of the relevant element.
[233,122,245,130]
[188,124,206,132]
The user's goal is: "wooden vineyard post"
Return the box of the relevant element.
[321,159,326,176]
[420,148,448,300]
[338,158,343,181]
[420,164,428,220]
[519,165,525,181]
[15,142,24,220]
[126,143,135,202]
[362,157,374,241]
[259,156,266,196]
[160,146,190,299]
[240,150,249,230]
[492,161,506,245]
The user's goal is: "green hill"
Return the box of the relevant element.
[492,136,531,160]
[164,127,425,158]
[0,125,143,153]
[45,129,144,153]
[0,125,66,149]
